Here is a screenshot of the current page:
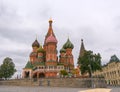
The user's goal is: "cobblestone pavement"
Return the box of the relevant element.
[0,86,120,92]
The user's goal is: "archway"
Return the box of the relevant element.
[33,73,37,78]
[38,73,45,78]
[25,71,29,78]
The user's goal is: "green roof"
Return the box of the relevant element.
[25,61,33,69]
[110,55,119,62]
[57,63,64,66]
[60,47,66,53]
[33,62,45,66]
[37,45,45,53]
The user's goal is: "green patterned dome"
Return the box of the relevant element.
[63,38,74,49]
[60,47,66,53]
[25,61,33,69]
[37,45,45,53]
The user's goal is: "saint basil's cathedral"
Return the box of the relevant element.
[22,19,82,78]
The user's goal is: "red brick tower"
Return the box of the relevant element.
[60,38,74,72]
[44,19,56,50]
[44,19,58,77]
[37,45,45,62]
[30,39,40,64]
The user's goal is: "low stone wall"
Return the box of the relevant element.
[0,79,35,86]
[37,78,107,88]
[0,78,107,88]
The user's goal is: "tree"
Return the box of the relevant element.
[0,67,3,78]
[78,50,102,78]
[0,57,16,79]
[60,70,68,77]
[71,68,79,77]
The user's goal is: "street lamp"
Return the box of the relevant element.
[88,52,94,88]
[88,64,93,88]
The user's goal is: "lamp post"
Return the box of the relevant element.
[88,64,93,88]
[88,51,94,88]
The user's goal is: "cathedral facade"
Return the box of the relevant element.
[22,20,74,78]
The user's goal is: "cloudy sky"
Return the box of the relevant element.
[0,0,120,77]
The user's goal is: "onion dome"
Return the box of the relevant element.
[60,47,66,53]
[37,45,45,53]
[46,34,57,43]
[32,39,40,47]
[63,38,74,49]
[30,52,37,57]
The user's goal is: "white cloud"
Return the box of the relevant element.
[0,0,120,77]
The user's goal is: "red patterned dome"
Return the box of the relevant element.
[46,34,57,43]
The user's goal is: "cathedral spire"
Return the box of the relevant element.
[47,19,55,37]
[44,19,56,45]
[79,39,85,57]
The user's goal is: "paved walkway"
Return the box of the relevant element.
[0,86,120,92]
[0,86,87,92]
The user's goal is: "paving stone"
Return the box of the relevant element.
[0,86,120,92]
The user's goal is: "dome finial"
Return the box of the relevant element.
[81,39,83,42]
[68,33,69,39]
[49,18,53,27]
[36,34,37,40]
